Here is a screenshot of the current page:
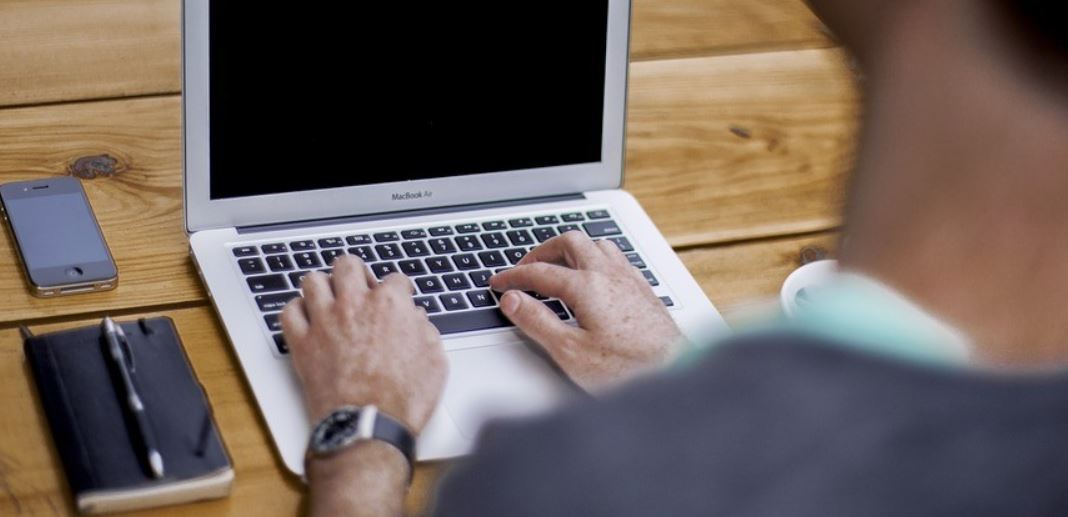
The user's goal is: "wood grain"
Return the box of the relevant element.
[0,50,854,325]
[0,232,837,516]
[627,48,856,248]
[0,0,181,108]
[631,0,833,60]
[0,0,831,108]
[0,96,201,325]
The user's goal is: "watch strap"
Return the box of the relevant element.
[307,405,416,483]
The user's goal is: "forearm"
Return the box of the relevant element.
[307,441,410,517]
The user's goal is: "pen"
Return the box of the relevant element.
[102,316,165,479]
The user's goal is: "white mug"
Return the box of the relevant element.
[780,259,839,318]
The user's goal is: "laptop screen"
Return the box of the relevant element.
[209,3,610,200]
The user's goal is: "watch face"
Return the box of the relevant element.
[314,408,361,453]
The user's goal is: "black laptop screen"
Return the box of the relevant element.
[208,3,610,199]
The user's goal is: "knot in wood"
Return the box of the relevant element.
[69,154,123,179]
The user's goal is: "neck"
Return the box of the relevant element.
[839,3,1068,365]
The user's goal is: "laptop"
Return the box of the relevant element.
[183,0,728,476]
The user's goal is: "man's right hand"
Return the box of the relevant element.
[490,231,685,392]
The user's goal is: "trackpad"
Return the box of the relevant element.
[444,342,573,440]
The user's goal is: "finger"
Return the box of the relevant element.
[300,271,335,322]
[280,298,309,340]
[519,231,603,269]
[331,255,371,302]
[499,290,582,354]
[379,272,416,300]
[490,262,581,300]
[596,239,630,266]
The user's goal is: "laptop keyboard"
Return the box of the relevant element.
[231,208,672,355]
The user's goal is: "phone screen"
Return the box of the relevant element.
[6,193,109,269]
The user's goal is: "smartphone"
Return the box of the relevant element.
[0,177,118,296]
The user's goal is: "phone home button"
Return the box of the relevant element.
[66,267,83,278]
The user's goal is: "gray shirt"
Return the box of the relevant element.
[433,334,1068,516]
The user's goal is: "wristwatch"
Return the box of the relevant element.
[306,405,415,480]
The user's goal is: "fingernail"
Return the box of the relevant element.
[501,291,520,315]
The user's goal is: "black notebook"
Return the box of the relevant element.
[24,317,233,514]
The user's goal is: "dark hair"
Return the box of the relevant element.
[1001,1,1068,53]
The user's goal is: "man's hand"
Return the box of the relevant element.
[490,231,684,392]
[281,255,447,435]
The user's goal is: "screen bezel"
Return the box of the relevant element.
[182,0,630,233]
[0,177,117,288]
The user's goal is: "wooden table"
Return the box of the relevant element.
[0,1,856,515]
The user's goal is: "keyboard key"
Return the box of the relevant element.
[289,271,313,288]
[455,235,483,251]
[439,293,469,311]
[402,241,430,257]
[318,237,344,248]
[469,270,493,288]
[506,230,533,246]
[414,296,442,314]
[452,254,480,271]
[247,274,289,293]
[467,290,495,308]
[429,226,454,236]
[542,300,571,320]
[504,248,528,265]
[442,273,471,291]
[660,296,675,307]
[561,212,585,222]
[482,221,507,231]
[429,238,457,254]
[535,215,560,225]
[264,313,283,332]
[584,220,623,237]
[642,270,660,287]
[375,243,402,260]
[533,227,558,243]
[607,237,634,252]
[294,251,323,269]
[256,291,300,312]
[429,308,512,335]
[480,232,508,249]
[261,243,287,254]
[401,229,427,240]
[455,223,480,234]
[557,224,581,234]
[415,276,445,294]
[238,258,266,275]
[426,257,454,273]
[321,249,345,265]
[478,251,506,268]
[273,333,289,354]
[371,262,399,279]
[374,232,400,242]
[266,255,294,272]
[290,240,316,251]
[347,246,376,262]
[587,209,611,220]
[398,259,427,276]
[233,246,258,257]
[346,235,372,246]
[626,253,647,269]
[525,290,549,300]
[508,217,534,228]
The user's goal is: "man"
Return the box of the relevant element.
[282,0,1068,515]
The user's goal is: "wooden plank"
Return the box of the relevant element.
[0,0,181,107]
[0,49,854,325]
[627,48,856,248]
[0,96,201,325]
[0,232,837,516]
[0,0,829,107]
[631,0,833,60]
[0,307,445,516]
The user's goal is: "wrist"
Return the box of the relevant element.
[307,441,409,517]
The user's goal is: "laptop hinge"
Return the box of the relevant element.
[236,193,587,234]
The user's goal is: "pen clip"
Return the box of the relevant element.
[115,323,135,372]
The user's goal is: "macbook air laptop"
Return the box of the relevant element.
[184,0,728,476]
